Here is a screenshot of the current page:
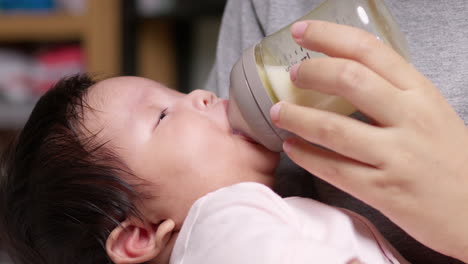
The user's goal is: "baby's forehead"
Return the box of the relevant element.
[90,77,149,99]
[82,76,179,134]
[87,77,166,109]
[81,78,148,132]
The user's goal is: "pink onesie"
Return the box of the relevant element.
[170,182,409,264]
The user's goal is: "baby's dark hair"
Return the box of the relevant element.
[0,74,144,264]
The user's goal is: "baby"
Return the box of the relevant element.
[0,74,407,264]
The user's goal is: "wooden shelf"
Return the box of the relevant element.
[0,0,122,77]
[0,13,84,41]
[0,0,122,131]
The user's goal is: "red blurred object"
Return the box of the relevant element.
[32,44,85,95]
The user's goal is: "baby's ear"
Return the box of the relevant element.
[106,218,175,264]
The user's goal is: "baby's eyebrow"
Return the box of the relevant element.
[136,85,158,104]
[125,86,151,110]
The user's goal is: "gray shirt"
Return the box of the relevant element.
[205,0,468,263]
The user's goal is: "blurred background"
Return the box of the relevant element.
[0,0,226,262]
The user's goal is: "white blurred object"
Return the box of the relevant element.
[0,49,34,103]
[137,0,175,16]
[55,0,86,14]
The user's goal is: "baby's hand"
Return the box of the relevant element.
[270,20,468,262]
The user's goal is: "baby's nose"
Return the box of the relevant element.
[187,89,218,110]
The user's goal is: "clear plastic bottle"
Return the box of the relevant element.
[228,0,410,152]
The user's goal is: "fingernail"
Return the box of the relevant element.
[283,138,297,153]
[291,21,308,40]
[270,103,282,123]
[290,63,299,82]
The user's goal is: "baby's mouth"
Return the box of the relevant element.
[232,129,258,144]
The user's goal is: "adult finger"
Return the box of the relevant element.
[292,57,405,126]
[282,136,381,196]
[271,101,386,166]
[291,20,432,92]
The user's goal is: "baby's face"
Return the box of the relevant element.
[83,77,279,227]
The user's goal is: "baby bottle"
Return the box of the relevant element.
[228,0,410,152]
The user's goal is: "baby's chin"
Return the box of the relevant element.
[246,142,280,175]
[227,128,280,174]
[233,129,279,153]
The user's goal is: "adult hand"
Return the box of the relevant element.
[269,20,468,262]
